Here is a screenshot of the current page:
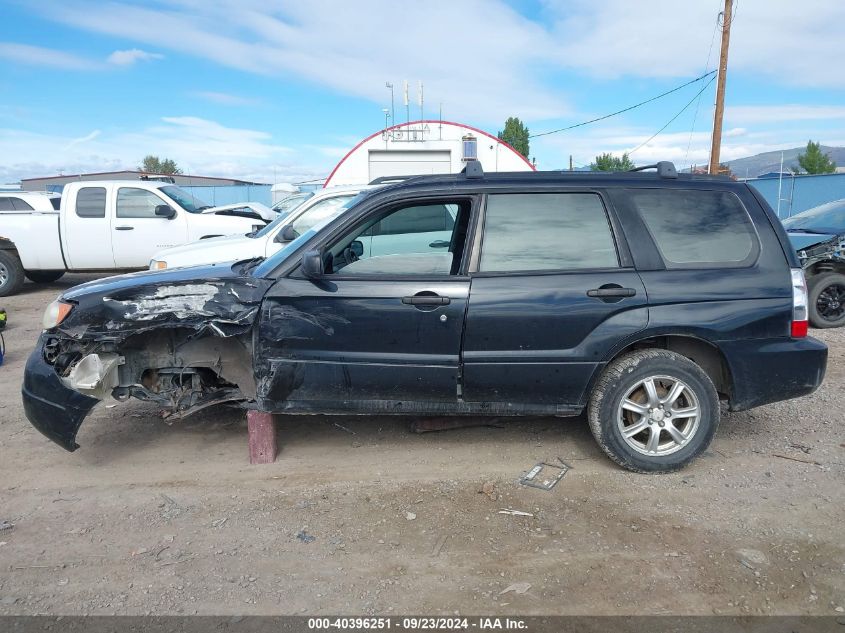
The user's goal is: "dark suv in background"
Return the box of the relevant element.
[23,162,827,472]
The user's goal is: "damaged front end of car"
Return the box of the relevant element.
[797,233,845,272]
[22,265,272,451]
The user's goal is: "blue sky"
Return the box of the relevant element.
[1,0,844,184]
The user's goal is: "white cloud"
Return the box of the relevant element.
[0,117,326,184]
[191,91,262,106]
[107,48,164,65]
[0,42,99,70]
[32,0,572,124]
[63,129,101,151]
[727,105,845,124]
[545,0,845,87]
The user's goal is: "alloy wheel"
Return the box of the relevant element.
[816,283,845,322]
[616,375,701,456]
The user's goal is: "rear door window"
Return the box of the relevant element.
[479,193,619,272]
[628,189,758,267]
[75,187,107,218]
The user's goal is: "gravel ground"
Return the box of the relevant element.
[0,274,843,616]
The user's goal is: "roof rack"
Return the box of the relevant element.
[368,175,426,185]
[460,161,484,179]
[628,161,678,179]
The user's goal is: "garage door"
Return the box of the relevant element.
[368,150,452,181]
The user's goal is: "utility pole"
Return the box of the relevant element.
[569,155,573,172]
[708,0,733,175]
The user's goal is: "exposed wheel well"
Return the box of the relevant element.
[0,237,18,253]
[607,336,732,400]
[807,260,845,278]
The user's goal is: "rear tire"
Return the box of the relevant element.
[808,272,845,329]
[25,270,65,284]
[0,250,25,297]
[588,349,719,473]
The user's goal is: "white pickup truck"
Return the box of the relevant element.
[0,181,270,296]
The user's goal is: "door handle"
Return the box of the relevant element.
[402,295,451,305]
[115,226,134,231]
[587,287,636,298]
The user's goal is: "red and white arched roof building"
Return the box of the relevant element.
[324,120,535,187]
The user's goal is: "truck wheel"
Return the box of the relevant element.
[25,270,65,284]
[808,272,845,329]
[0,250,25,297]
[588,349,719,473]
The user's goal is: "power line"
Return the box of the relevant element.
[684,2,722,167]
[628,74,717,156]
[529,70,717,139]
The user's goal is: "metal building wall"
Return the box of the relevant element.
[179,185,273,207]
[748,173,845,218]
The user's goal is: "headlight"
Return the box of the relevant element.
[43,299,73,330]
[150,260,167,270]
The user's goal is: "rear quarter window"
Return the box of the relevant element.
[628,189,758,268]
[10,197,34,211]
[0,197,34,211]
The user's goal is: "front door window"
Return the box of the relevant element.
[325,201,467,276]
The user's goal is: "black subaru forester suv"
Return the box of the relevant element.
[23,162,827,472]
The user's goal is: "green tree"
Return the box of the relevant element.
[140,155,182,175]
[590,152,636,172]
[498,117,530,158]
[796,141,836,174]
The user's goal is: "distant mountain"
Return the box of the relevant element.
[724,145,845,178]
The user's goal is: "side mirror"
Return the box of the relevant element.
[275,224,299,243]
[349,239,364,257]
[300,249,324,279]
[155,204,176,220]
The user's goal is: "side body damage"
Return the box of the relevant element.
[23,265,272,450]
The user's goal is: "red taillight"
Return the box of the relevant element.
[791,320,808,338]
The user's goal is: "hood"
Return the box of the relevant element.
[154,233,255,259]
[62,261,249,303]
[786,232,838,251]
[202,202,275,223]
[56,261,272,340]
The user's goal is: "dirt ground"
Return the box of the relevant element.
[0,274,843,616]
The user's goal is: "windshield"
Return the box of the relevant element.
[252,192,369,278]
[290,195,356,236]
[272,191,312,214]
[253,193,316,239]
[160,186,212,213]
[255,192,358,240]
[782,199,845,234]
